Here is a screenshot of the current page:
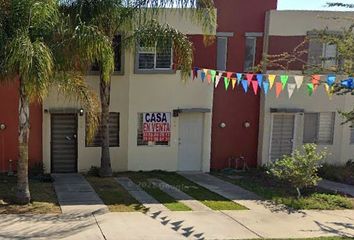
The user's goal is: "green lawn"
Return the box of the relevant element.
[141,171,247,210]
[212,170,354,210]
[86,176,147,212]
[116,172,191,211]
[0,175,61,214]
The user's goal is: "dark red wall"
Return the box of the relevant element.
[0,81,42,172]
[209,0,277,169]
[267,36,308,71]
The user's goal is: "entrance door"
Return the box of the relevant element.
[51,114,78,173]
[178,113,204,171]
[270,114,295,161]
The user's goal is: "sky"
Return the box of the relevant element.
[278,0,354,11]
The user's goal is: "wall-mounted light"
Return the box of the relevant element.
[0,123,6,130]
[243,121,251,128]
[44,109,49,114]
[79,108,84,116]
[219,122,226,128]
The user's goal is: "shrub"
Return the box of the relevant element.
[87,166,100,177]
[268,144,327,198]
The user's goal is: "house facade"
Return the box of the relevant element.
[258,10,354,166]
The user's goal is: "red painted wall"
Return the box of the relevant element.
[267,36,308,71]
[210,0,278,169]
[0,81,42,172]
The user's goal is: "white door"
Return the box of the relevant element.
[270,114,295,161]
[178,113,204,171]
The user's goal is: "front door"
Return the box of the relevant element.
[178,113,204,171]
[270,114,295,161]
[51,114,78,173]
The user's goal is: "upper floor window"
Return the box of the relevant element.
[308,36,338,70]
[217,37,228,71]
[244,37,257,71]
[303,112,335,145]
[137,40,172,71]
[91,34,123,73]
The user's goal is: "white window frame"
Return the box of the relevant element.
[244,36,257,71]
[137,42,173,71]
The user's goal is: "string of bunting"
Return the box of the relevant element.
[192,67,354,98]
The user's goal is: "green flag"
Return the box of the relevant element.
[280,75,289,90]
[307,83,314,96]
[224,77,230,90]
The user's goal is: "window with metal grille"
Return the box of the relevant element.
[217,37,228,71]
[303,112,335,144]
[350,122,354,144]
[307,36,338,69]
[137,113,169,146]
[91,34,123,73]
[86,112,120,147]
[137,40,172,70]
[244,37,256,71]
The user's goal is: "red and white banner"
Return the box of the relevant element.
[143,112,171,142]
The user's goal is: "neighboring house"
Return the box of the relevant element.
[41,11,215,173]
[258,10,354,166]
[210,0,278,170]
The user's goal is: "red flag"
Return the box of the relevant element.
[275,82,282,98]
[251,81,258,95]
[226,72,233,79]
[312,75,321,90]
[246,74,253,86]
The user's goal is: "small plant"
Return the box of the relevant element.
[29,162,45,177]
[268,144,327,198]
[87,166,100,177]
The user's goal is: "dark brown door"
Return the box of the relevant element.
[51,114,78,173]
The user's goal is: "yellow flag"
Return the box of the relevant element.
[231,78,237,90]
[324,84,333,99]
[268,75,276,89]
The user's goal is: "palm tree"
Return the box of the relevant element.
[61,0,216,177]
[0,0,112,204]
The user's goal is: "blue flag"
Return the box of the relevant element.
[263,81,269,95]
[242,80,248,93]
[341,78,354,89]
[257,74,263,88]
[327,75,336,86]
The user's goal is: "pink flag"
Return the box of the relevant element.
[246,74,253,86]
[251,81,258,95]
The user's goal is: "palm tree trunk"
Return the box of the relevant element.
[16,79,31,204]
[99,73,113,177]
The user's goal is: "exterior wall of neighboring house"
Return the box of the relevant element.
[259,10,354,166]
[210,0,278,170]
[42,11,215,173]
[0,81,42,173]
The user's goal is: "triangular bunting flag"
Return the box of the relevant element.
[256,74,263,87]
[341,78,354,89]
[226,72,233,79]
[236,73,243,85]
[251,81,258,95]
[275,82,282,98]
[287,83,296,98]
[307,83,314,96]
[241,80,248,93]
[280,75,289,90]
[246,74,253,86]
[268,75,276,89]
[263,81,269,95]
[231,78,237,90]
[224,77,230,90]
[327,75,336,86]
[215,73,222,88]
[210,70,216,83]
[294,76,304,89]
[312,75,321,90]
[193,67,199,80]
[207,74,212,84]
[324,84,334,99]
[200,70,206,82]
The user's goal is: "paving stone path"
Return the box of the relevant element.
[319,179,354,197]
[52,173,108,215]
[148,178,212,211]
[116,177,169,212]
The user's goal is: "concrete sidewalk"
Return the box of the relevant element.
[319,179,354,197]
[1,209,353,239]
[52,174,108,214]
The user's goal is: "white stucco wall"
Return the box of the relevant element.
[258,73,354,166]
[268,10,354,36]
